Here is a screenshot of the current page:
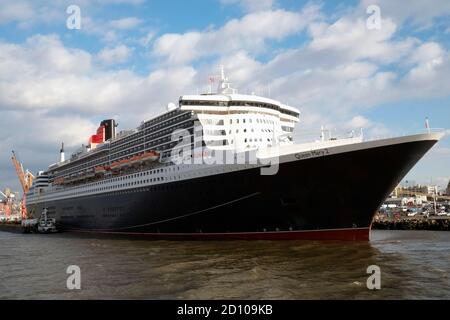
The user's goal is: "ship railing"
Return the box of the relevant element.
[295,128,363,144]
[295,128,447,144]
[47,161,168,194]
[360,128,448,143]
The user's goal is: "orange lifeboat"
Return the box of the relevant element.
[54,177,65,185]
[95,166,107,175]
[142,150,160,162]
[110,161,120,169]
[111,158,131,171]
[129,154,143,167]
[120,158,131,168]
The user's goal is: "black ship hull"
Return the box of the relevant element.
[28,138,438,240]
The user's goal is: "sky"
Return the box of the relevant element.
[0,0,449,194]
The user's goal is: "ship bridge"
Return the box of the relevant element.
[179,67,300,152]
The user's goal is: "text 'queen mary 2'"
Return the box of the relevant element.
[26,68,445,240]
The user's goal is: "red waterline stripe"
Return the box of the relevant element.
[69,228,371,241]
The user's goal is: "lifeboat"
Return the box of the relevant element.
[111,158,132,171]
[53,177,65,185]
[120,158,132,168]
[95,166,107,175]
[142,150,160,162]
[110,161,121,170]
[129,154,143,167]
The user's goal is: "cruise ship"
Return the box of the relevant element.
[26,68,445,240]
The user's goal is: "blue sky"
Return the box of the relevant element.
[0,0,449,192]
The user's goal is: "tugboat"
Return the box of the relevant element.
[37,208,59,233]
[22,208,59,234]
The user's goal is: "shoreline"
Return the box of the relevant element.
[372,217,450,231]
[0,223,23,234]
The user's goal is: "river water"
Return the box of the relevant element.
[0,230,449,299]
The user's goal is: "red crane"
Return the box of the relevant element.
[11,151,34,220]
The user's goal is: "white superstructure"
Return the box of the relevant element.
[180,67,299,152]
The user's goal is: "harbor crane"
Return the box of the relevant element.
[0,189,12,219]
[11,151,35,220]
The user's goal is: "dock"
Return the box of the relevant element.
[0,223,24,233]
[372,216,450,231]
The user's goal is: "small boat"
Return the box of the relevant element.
[142,150,160,162]
[53,177,65,185]
[37,208,59,233]
[129,155,142,167]
[94,166,110,175]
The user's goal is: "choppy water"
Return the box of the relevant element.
[0,230,449,299]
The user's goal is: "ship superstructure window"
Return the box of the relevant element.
[180,100,228,107]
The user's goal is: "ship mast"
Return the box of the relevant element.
[217,65,237,95]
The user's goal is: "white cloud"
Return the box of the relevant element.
[82,16,143,43]
[97,45,132,64]
[0,33,199,191]
[408,42,444,65]
[153,5,321,64]
[0,34,91,78]
[138,30,156,47]
[0,34,198,117]
[220,0,275,12]
[0,0,65,29]
[347,115,371,128]
[308,17,417,64]
[109,17,142,30]
[359,0,450,28]
[0,0,34,24]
